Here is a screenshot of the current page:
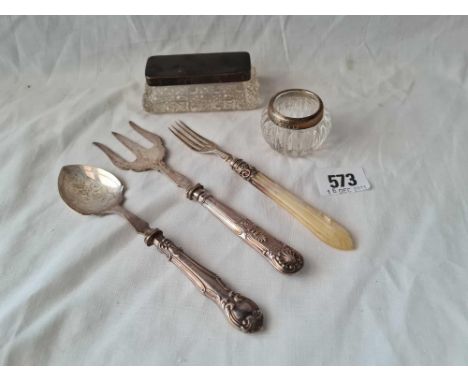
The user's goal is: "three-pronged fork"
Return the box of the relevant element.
[93,121,304,274]
[169,121,355,251]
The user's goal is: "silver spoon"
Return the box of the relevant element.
[58,164,263,333]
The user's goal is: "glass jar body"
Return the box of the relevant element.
[261,108,332,157]
[143,68,260,114]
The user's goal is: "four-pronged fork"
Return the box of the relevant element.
[93,121,304,274]
[169,121,355,251]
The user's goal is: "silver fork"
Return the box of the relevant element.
[93,121,304,274]
[169,121,355,251]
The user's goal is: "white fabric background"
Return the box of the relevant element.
[1,16,467,365]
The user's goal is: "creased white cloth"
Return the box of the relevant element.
[1,15,467,365]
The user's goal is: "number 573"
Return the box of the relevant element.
[328,174,357,188]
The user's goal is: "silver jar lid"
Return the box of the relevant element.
[267,89,324,130]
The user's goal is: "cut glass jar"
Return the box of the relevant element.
[261,89,332,157]
[143,52,261,114]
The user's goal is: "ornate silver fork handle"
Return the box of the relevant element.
[144,228,263,333]
[185,184,304,273]
[150,162,304,273]
[155,163,303,273]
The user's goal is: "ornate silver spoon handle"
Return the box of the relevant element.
[185,184,304,274]
[144,228,263,333]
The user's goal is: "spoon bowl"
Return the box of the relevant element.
[58,165,124,215]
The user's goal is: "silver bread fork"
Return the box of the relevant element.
[93,121,304,274]
[169,120,355,251]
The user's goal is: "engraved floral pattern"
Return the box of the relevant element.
[239,219,267,243]
[59,166,123,215]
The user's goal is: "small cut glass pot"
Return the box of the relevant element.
[261,89,332,157]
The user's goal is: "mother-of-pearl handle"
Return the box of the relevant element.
[228,158,354,251]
